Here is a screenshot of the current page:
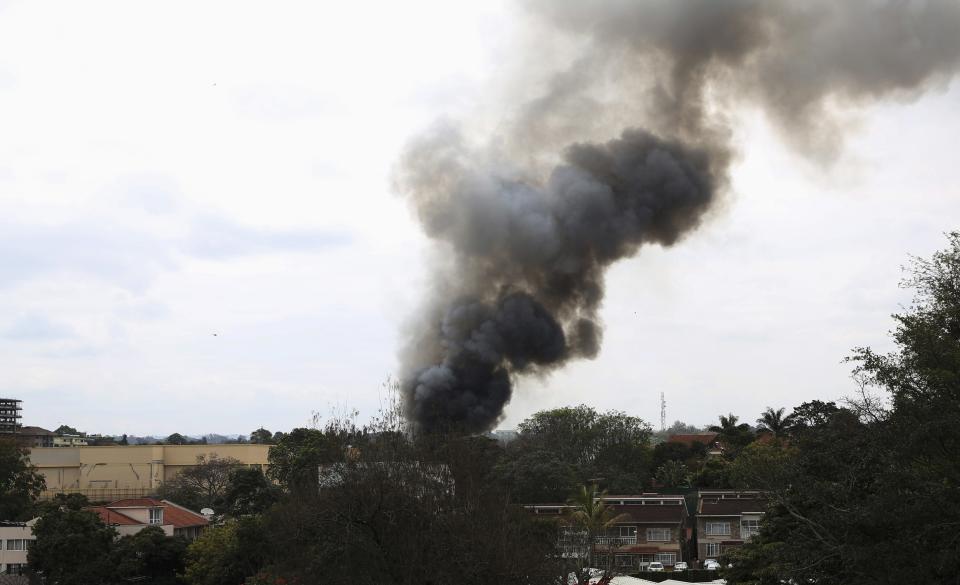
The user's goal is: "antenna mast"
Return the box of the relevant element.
[660,392,666,432]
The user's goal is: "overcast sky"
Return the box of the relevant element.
[2,0,958,437]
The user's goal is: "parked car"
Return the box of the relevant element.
[647,562,664,572]
[704,559,720,570]
[673,561,688,571]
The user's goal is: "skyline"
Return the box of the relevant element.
[2,0,959,436]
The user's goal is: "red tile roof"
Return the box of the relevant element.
[88,506,142,526]
[667,433,719,448]
[160,501,208,529]
[106,498,164,508]
[97,498,208,529]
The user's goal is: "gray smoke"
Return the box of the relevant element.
[396,0,960,433]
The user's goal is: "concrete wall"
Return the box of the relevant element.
[0,521,35,573]
[28,444,270,499]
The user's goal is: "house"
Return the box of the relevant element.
[696,490,767,560]
[667,432,723,456]
[0,520,34,578]
[528,494,689,572]
[16,427,56,448]
[87,498,209,540]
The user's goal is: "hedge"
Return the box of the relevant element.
[627,569,720,582]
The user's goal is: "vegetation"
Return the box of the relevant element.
[10,233,960,585]
[0,437,45,521]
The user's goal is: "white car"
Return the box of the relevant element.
[647,562,664,572]
[704,559,720,570]
[673,561,689,571]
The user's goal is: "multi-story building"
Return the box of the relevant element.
[0,399,22,435]
[696,490,767,561]
[0,520,34,578]
[28,444,270,500]
[529,494,689,572]
[50,434,88,448]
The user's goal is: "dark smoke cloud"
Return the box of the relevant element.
[396,0,960,433]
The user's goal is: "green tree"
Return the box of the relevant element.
[249,428,274,444]
[709,413,754,457]
[112,525,188,585]
[0,437,45,520]
[267,427,345,490]
[654,460,691,488]
[119,433,129,445]
[28,508,117,585]
[755,407,789,437]
[166,432,188,445]
[184,517,268,585]
[222,466,280,517]
[159,454,241,511]
[566,484,629,581]
[53,425,79,435]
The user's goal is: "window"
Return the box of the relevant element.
[6,539,26,551]
[6,563,26,575]
[149,508,163,525]
[618,526,637,541]
[616,554,634,568]
[646,527,671,541]
[741,518,760,538]
[654,552,676,565]
[705,542,720,557]
[705,521,731,536]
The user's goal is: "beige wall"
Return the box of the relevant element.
[0,521,35,570]
[28,444,270,499]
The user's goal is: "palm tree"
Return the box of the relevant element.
[709,413,753,455]
[567,484,630,580]
[756,407,789,437]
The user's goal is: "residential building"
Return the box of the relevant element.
[50,434,88,448]
[27,444,270,500]
[0,520,34,578]
[696,490,767,560]
[0,399,21,435]
[667,432,723,456]
[87,498,209,540]
[529,494,689,571]
[15,427,55,448]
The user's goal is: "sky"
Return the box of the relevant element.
[1,0,958,437]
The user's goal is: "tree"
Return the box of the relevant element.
[119,434,129,445]
[35,492,89,515]
[54,425,79,435]
[183,517,267,585]
[566,484,630,582]
[654,460,691,488]
[709,413,754,457]
[166,432,188,445]
[28,508,117,585]
[0,437,45,520]
[222,466,280,517]
[112,525,187,585]
[159,454,241,511]
[505,405,653,496]
[267,427,346,490]
[755,407,789,437]
[249,428,274,444]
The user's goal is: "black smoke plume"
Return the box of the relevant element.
[396,0,960,433]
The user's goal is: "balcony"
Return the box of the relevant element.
[593,535,638,546]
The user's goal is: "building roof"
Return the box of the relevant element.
[667,432,719,448]
[609,503,686,523]
[107,498,164,508]
[160,500,209,529]
[698,491,768,515]
[88,506,142,526]
[19,426,55,436]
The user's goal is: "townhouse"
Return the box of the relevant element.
[696,490,767,560]
[529,493,689,572]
